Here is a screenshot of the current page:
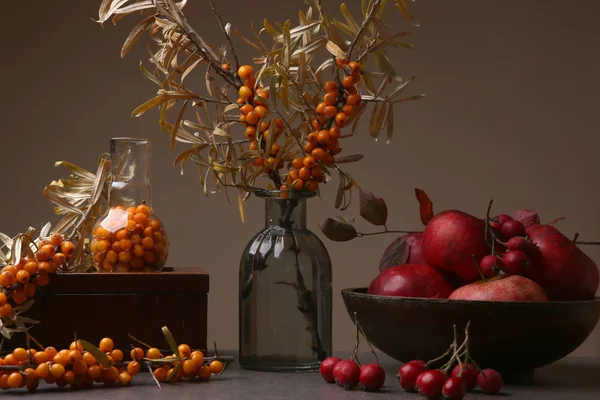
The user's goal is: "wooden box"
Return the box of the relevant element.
[10,266,209,351]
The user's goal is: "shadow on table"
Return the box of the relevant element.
[534,362,600,390]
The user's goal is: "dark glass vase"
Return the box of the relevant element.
[239,191,332,372]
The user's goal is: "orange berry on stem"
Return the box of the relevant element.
[324,92,337,106]
[342,76,355,89]
[35,274,50,287]
[0,292,6,306]
[221,63,231,71]
[245,126,257,140]
[16,269,30,284]
[315,102,327,115]
[336,57,348,67]
[236,97,245,105]
[327,139,340,153]
[324,80,338,93]
[259,121,269,132]
[237,65,254,80]
[12,289,27,304]
[323,106,338,118]
[306,180,319,191]
[311,148,325,160]
[307,132,318,144]
[24,283,36,298]
[312,166,324,179]
[322,152,335,165]
[342,104,355,117]
[317,130,331,144]
[304,141,315,153]
[252,157,264,167]
[246,111,259,126]
[270,143,281,156]
[209,360,224,374]
[299,167,312,181]
[249,140,258,151]
[0,271,14,286]
[311,118,321,130]
[288,170,300,181]
[303,156,316,168]
[291,179,305,190]
[99,338,114,353]
[239,85,253,101]
[50,233,63,246]
[254,105,267,118]
[335,112,349,127]
[329,126,341,139]
[348,61,361,73]
[291,158,304,170]
[240,104,254,115]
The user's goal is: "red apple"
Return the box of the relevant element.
[368,264,454,299]
[422,210,490,282]
[525,224,599,300]
[449,275,548,302]
[379,233,426,272]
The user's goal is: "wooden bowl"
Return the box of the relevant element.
[341,288,600,376]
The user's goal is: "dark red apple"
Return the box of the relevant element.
[379,233,426,272]
[368,264,454,299]
[422,210,490,282]
[525,224,599,300]
[449,275,548,302]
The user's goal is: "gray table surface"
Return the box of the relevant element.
[5,353,600,399]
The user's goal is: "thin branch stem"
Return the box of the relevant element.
[208,0,241,79]
[347,0,384,59]
[575,241,600,245]
[357,229,421,237]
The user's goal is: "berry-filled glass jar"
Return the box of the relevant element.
[90,138,169,272]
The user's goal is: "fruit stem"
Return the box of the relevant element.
[575,240,600,246]
[351,312,361,363]
[355,314,379,365]
[573,232,580,242]
[127,333,152,349]
[471,254,487,282]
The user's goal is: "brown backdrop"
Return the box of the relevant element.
[1,1,599,356]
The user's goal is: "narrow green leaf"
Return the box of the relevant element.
[386,103,394,144]
[139,61,162,87]
[78,340,111,368]
[340,3,360,33]
[166,363,182,382]
[161,326,181,358]
[263,18,280,36]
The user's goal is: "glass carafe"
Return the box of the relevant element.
[90,138,169,272]
[239,191,332,371]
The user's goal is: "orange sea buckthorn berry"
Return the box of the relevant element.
[182,359,197,375]
[335,112,349,127]
[190,351,204,367]
[53,354,68,367]
[59,349,70,358]
[136,204,151,216]
[60,241,75,256]
[254,105,267,118]
[102,260,114,272]
[327,139,340,153]
[130,347,144,361]
[259,120,270,133]
[35,249,50,262]
[246,111,259,126]
[307,131,318,144]
[2,264,17,274]
[13,348,28,362]
[142,236,154,250]
[299,167,312,181]
[0,271,14,287]
[304,141,315,153]
[342,76,355,89]
[88,364,102,381]
[336,57,348,67]
[245,126,257,141]
[342,104,355,117]
[7,372,23,388]
[311,148,325,161]
[0,292,6,306]
[288,170,300,182]
[133,213,148,227]
[127,360,141,376]
[292,179,305,190]
[322,152,335,165]
[33,351,48,365]
[51,364,66,378]
[105,250,118,264]
[37,261,50,274]
[119,251,132,263]
[303,156,316,168]
[48,262,59,274]
[35,274,50,287]
[143,226,154,238]
[324,92,337,106]
[291,158,304,170]
[256,87,269,101]
[312,166,324,178]
[348,61,361,73]
[111,349,124,363]
[324,80,338,93]
[146,348,162,360]
[12,289,27,305]
[45,347,58,359]
[68,350,82,364]
[36,363,50,379]
[38,239,52,247]
[315,102,327,115]
[50,233,63,246]
[4,353,17,365]
[317,130,331,145]
[329,126,341,139]
[323,106,338,118]
[249,140,258,151]
[198,365,212,381]
[274,118,283,129]
[221,63,231,71]
[82,352,96,366]
[52,253,66,265]
[209,360,224,374]
[240,104,254,115]
[99,338,114,353]
[72,360,87,376]
[153,367,168,382]
[96,240,110,253]
[270,143,281,156]
[306,180,319,191]
[311,118,321,130]
[239,85,253,101]
[236,97,245,105]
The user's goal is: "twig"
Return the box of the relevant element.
[347,0,384,59]
[357,229,421,237]
[484,198,493,249]
[127,333,153,349]
[355,313,379,364]
[576,241,600,245]
[315,0,340,81]
[208,0,241,79]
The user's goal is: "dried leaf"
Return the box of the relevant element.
[318,217,358,242]
[139,61,162,87]
[238,192,245,223]
[170,100,189,149]
[368,102,387,140]
[334,154,364,164]
[78,340,111,368]
[274,21,321,43]
[166,363,182,382]
[548,217,566,226]
[89,158,110,206]
[340,3,360,33]
[121,15,154,58]
[385,103,394,144]
[415,188,435,225]
[181,59,202,83]
[263,18,280,36]
[234,28,262,51]
[298,52,306,91]
[54,161,95,180]
[387,75,417,101]
[132,94,168,117]
[351,102,367,133]
[359,187,388,226]
[379,235,412,271]
[374,51,396,78]
[326,40,346,59]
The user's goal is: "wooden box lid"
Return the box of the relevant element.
[40,266,209,294]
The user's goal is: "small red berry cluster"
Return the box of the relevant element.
[398,323,503,400]
[481,213,537,278]
[319,312,385,391]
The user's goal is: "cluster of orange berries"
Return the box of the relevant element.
[282,59,362,194]
[0,338,136,392]
[91,203,169,272]
[234,64,286,175]
[144,343,224,383]
[0,233,72,318]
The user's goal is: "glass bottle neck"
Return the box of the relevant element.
[109,138,152,208]
[265,198,307,232]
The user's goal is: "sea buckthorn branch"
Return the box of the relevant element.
[97,0,422,220]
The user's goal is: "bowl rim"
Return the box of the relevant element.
[342,287,600,306]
